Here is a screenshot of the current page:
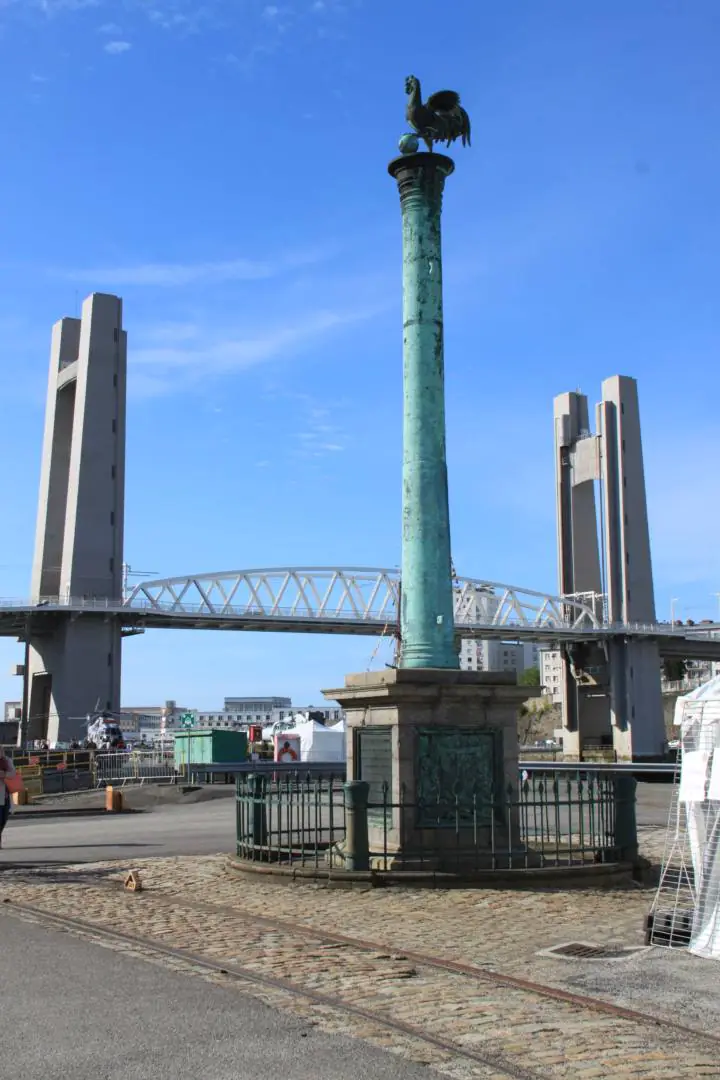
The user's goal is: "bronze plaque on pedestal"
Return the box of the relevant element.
[416,728,498,826]
[356,726,393,808]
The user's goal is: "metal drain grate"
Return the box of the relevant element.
[540,942,649,962]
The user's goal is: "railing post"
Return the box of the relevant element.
[250,773,268,849]
[343,780,370,872]
[613,773,638,863]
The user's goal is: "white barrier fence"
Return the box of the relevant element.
[94,750,178,787]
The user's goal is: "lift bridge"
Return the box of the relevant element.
[2,564,719,748]
[7,294,719,751]
[2,566,718,654]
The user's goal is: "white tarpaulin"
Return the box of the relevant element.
[673,675,720,727]
[293,719,346,763]
[675,678,720,959]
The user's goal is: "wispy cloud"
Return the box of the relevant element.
[289,403,349,458]
[104,39,131,53]
[2,0,211,33]
[37,0,102,12]
[6,0,353,30]
[58,248,333,287]
[216,0,353,72]
[3,0,356,77]
[139,321,200,344]
[128,303,383,397]
[134,308,372,373]
[144,6,205,32]
[127,371,174,399]
[246,387,353,466]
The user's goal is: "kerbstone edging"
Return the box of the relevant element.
[225,855,634,890]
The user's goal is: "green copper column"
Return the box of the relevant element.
[389,151,458,669]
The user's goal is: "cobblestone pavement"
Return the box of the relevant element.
[1,825,715,1080]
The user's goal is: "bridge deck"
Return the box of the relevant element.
[2,602,719,658]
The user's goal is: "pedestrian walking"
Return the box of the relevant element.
[0,752,17,849]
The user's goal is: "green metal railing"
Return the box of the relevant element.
[235,768,638,872]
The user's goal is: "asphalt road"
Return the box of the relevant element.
[0,782,674,866]
[2,798,237,863]
[634,779,675,826]
[0,913,441,1080]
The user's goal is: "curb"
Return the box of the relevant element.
[226,856,635,891]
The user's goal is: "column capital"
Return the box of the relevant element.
[388,152,454,211]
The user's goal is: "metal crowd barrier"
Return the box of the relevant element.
[197,761,349,782]
[12,763,93,798]
[93,750,177,788]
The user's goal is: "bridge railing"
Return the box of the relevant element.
[1,594,699,627]
[661,676,710,694]
[2,568,603,630]
[3,595,592,628]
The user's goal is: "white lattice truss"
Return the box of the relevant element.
[124,567,600,631]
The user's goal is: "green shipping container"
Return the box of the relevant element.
[174,729,248,769]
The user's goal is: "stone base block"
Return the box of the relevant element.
[324,667,539,873]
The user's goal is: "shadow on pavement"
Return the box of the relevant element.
[4,843,155,850]
[0,863,122,883]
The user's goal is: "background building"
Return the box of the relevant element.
[222,696,292,720]
[457,586,539,676]
[460,639,538,675]
[3,701,21,723]
[539,649,564,703]
[118,702,191,734]
[118,696,343,740]
[1,701,20,745]
[195,699,343,729]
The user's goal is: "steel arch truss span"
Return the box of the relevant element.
[125,567,600,631]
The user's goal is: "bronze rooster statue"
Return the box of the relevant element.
[405,74,471,153]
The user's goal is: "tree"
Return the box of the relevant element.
[663,658,688,682]
[518,704,542,745]
[518,666,541,686]
[517,696,557,746]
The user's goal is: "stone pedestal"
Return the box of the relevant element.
[324,668,536,870]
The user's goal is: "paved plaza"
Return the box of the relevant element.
[1,916,439,1080]
[1,782,716,1078]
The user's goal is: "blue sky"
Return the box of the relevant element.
[1,0,719,711]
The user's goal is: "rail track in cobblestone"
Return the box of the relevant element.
[84,883,720,1048]
[2,869,719,1079]
[2,898,545,1080]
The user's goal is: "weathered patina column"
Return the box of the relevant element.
[326,80,537,875]
[388,150,458,669]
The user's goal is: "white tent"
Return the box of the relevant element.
[673,675,720,727]
[674,677,720,959]
[293,719,346,763]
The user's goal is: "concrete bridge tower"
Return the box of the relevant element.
[554,375,664,760]
[26,293,126,744]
